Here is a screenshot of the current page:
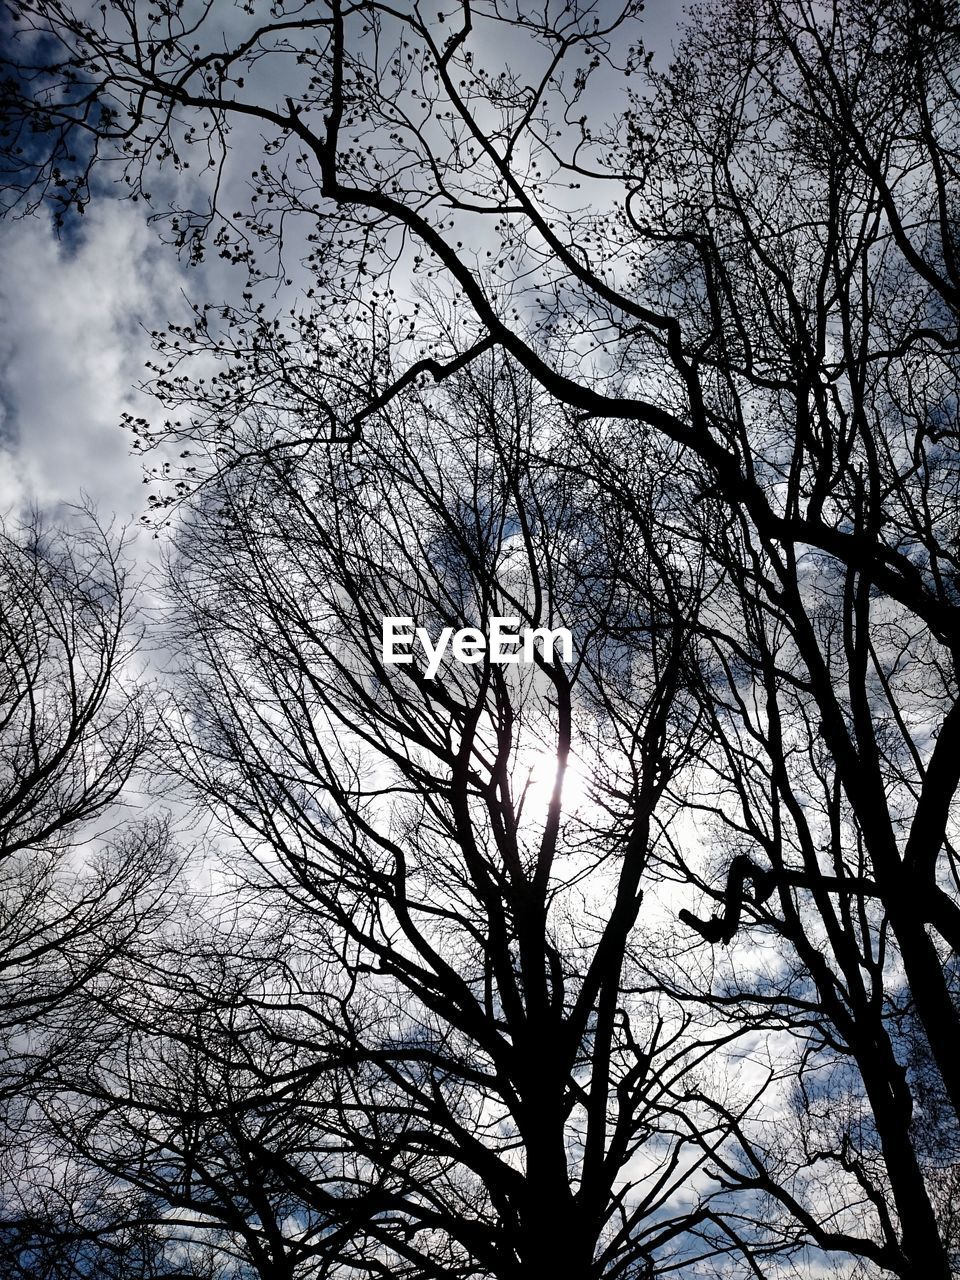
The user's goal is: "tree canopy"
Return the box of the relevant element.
[2,1,960,1276]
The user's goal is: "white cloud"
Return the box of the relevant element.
[0,200,184,525]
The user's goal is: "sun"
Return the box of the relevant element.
[512,744,591,825]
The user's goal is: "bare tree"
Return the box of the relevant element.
[0,511,183,1276]
[4,0,960,1275]
[571,4,960,1273]
[33,906,344,1280]
[623,422,957,1277]
[0,511,148,860]
[84,363,777,1280]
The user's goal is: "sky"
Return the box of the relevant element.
[0,1,686,539]
[1,6,950,1273]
